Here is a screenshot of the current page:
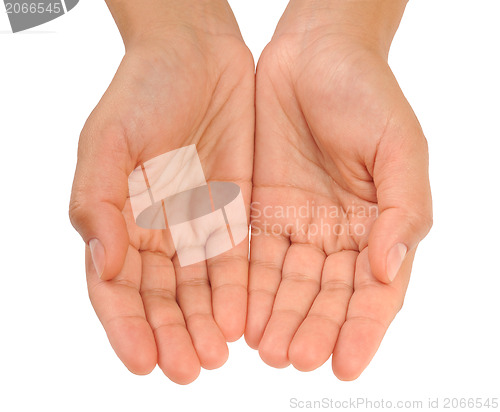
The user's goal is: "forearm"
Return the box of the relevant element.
[104,0,240,48]
[276,0,408,56]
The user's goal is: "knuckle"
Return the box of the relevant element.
[396,296,405,313]
[418,209,434,233]
[408,208,433,235]
[68,193,89,231]
[418,132,430,152]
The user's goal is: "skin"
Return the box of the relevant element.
[69,0,254,384]
[246,0,432,380]
[70,0,432,384]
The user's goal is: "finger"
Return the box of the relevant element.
[289,250,356,372]
[258,243,325,368]
[140,250,200,385]
[174,260,229,370]
[246,231,289,349]
[70,124,132,280]
[368,115,432,284]
[87,245,157,375]
[207,239,249,342]
[332,247,414,381]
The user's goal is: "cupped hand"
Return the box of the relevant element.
[246,22,432,380]
[69,9,254,384]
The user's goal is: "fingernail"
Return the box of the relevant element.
[387,243,407,282]
[89,238,105,278]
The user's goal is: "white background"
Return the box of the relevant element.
[1,1,499,411]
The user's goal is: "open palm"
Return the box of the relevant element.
[246,34,432,380]
[70,26,254,384]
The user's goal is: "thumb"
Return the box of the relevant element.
[368,114,433,284]
[69,124,132,281]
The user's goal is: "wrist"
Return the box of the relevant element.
[105,0,242,50]
[274,0,408,58]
